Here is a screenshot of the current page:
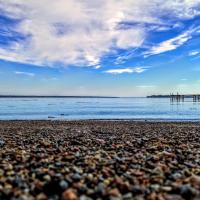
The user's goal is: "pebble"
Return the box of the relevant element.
[161,186,172,192]
[170,172,182,180]
[43,175,51,182]
[189,175,200,186]
[123,192,133,199]
[95,182,105,195]
[109,188,121,197]
[72,173,82,181]
[0,139,5,147]
[62,189,78,200]
[36,193,48,200]
[180,184,197,199]
[59,180,69,190]
[80,195,93,200]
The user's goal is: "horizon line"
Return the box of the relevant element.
[0,95,148,98]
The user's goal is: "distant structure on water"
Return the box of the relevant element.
[147,94,200,102]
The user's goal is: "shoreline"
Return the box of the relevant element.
[0,120,200,199]
[2,118,200,122]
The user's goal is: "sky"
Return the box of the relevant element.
[0,0,200,97]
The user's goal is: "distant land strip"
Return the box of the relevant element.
[0,95,119,98]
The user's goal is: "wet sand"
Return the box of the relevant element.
[0,120,200,200]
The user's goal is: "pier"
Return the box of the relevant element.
[147,94,200,102]
[170,94,200,102]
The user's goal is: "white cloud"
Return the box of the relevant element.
[94,65,101,69]
[189,50,199,56]
[0,0,200,67]
[15,71,35,77]
[104,67,147,74]
[145,29,195,56]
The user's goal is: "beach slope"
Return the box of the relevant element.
[0,120,200,199]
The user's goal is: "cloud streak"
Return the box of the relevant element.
[104,67,147,74]
[15,71,35,77]
[0,0,200,67]
[145,29,196,56]
[189,50,200,56]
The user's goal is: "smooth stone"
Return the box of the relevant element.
[180,184,197,199]
[161,186,172,192]
[123,193,133,199]
[43,175,51,182]
[62,189,78,200]
[59,180,69,190]
[72,173,82,181]
[36,193,48,200]
[80,195,93,200]
[95,182,105,195]
[0,140,5,147]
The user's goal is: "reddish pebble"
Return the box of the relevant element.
[62,189,78,200]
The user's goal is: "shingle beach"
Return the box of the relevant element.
[0,120,200,200]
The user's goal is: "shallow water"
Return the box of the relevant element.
[0,97,200,120]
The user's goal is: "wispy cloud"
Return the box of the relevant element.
[145,29,195,56]
[189,50,199,56]
[94,65,101,69]
[104,67,147,75]
[15,71,35,77]
[0,1,200,67]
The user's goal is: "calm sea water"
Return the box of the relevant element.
[0,97,200,120]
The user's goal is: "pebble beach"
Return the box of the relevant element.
[0,120,200,200]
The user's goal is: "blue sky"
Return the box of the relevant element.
[0,0,200,96]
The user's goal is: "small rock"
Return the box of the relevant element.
[40,140,51,147]
[161,151,176,158]
[165,194,182,200]
[72,173,82,181]
[123,193,133,199]
[43,175,51,182]
[189,175,200,186]
[180,184,197,200]
[109,188,121,197]
[0,140,5,147]
[36,193,48,200]
[87,173,93,181]
[132,186,144,195]
[59,180,69,190]
[95,182,105,195]
[161,186,172,192]
[150,184,160,191]
[80,195,93,200]
[171,173,182,180]
[62,189,78,200]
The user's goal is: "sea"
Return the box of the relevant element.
[0,97,200,120]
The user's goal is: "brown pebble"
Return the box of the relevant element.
[62,189,78,200]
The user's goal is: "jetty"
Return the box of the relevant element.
[147,94,200,102]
